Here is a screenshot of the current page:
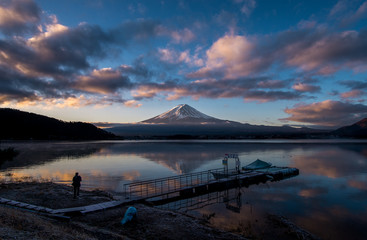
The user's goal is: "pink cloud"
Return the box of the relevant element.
[170,28,195,44]
[189,25,367,82]
[282,100,367,126]
[276,27,367,75]
[189,34,270,79]
[157,48,202,66]
[340,90,365,99]
[124,100,142,108]
[132,85,160,99]
[292,83,321,93]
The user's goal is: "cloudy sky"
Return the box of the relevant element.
[1,0,367,128]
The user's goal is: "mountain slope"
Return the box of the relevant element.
[0,108,116,140]
[332,118,367,138]
[142,104,233,124]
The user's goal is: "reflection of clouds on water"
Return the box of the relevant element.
[0,169,75,183]
[292,149,367,178]
[348,176,367,191]
[122,170,141,181]
[89,170,110,177]
[296,206,367,240]
[108,143,226,173]
[2,141,367,239]
[298,187,328,198]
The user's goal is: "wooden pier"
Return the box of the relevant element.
[0,167,298,216]
[124,167,299,204]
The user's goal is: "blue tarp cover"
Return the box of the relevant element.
[243,159,272,170]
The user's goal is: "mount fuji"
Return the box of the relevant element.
[142,104,234,125]
[107,104,327,138]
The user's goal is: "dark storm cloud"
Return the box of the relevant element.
[0,65,39,102]
[120,57,153,81]
[74,68,134,94]
[0,0,41,35]
[340,80,367,90]
[132,76,301,102]
[28,24,119,76]
[244,90,305,102]
[0,2,161,104]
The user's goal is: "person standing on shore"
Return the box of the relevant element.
[72,172,82,199]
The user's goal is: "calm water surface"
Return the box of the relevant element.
[1,140,367,239]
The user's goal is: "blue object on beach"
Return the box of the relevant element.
[121,206,137,225]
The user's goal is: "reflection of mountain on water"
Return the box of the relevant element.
[105,141,367,174]
[2,140,367,177]
[101,142,225,173]
[104,142,299,174]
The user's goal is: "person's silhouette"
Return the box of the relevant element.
[72,172,82,199]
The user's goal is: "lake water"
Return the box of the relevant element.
[1,140,367,239]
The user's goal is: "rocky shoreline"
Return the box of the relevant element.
[0,182,318,240]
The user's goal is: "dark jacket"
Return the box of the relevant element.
[72,175,82,187]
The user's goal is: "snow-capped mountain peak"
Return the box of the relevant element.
[142,104,223,124]
[157,104,213,120]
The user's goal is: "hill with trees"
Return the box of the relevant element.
[0,108,116,140]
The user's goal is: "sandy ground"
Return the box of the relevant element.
[0,182,318,240]
[0,182,114,209]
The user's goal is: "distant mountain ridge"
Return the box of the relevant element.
[2,106,366,140]
[332,118,367,138]
[109,104,330,138]
[0,108,115,140]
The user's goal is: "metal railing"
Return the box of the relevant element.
[124,167,229,200]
